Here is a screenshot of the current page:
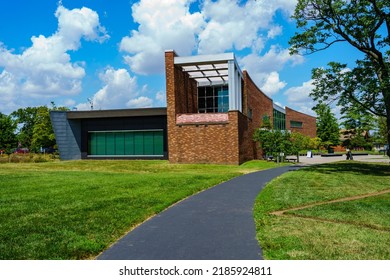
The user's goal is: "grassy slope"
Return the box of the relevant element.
[0,160,282,260]
[254,161,390,260]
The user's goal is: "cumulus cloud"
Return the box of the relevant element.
[0,5,108,113]
[155,91,166,106]
[120,0,297,75]
[77,68,137,110]
[260,72,287,96]
[198,0,294,54]
[239,46,304,96]
[283,79,316,115]
[76,67,155,110]
[126,96,153,108]
[120,0,204,74]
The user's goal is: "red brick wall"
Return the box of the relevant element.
[285,107,317,138]
[165,51,316,165]
[165,51,241,164]
[243,71,274,159]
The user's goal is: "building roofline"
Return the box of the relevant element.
[174,52,235,66]
[65,107,167,119]
[285,106,316,119]
[273,103,286,114]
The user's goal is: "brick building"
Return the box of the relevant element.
[51,51,316,164]
[165,50,316,164]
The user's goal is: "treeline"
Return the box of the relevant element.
[0,103,68,154]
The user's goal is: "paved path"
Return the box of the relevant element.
[97,166,300,260]
[299,154,389,165]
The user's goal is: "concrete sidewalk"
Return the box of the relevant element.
[97,166,299,260]
[298,154,389,165]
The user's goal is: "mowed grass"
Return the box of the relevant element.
[254,161,390,260]
[0,159,281,260]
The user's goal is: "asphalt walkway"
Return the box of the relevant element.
[97,165,300,260]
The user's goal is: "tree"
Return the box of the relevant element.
[11,107,39,149]
[341,106,375,132]
[0,112,17,153]
[371,116,388,146]
[289,0,390,157]
[290,132,311,162]
[309,136,322,150]
[340,106,374,149]
[253,129,293,161]
[31,106,56,151]
[314,103,340,150]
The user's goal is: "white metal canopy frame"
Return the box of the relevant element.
[174,53,244,112]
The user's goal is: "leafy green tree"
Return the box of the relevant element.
[0,112,17,152]
[11,107,39,149]
[341,106,374,131]
[340,106,374,149]
[309,137,322,151]
[253,129,293,161]
[289,0,390,157]
[31,106,56,151]
[371,116,388,147]
[314,103,340,150]
[290,132,311,162]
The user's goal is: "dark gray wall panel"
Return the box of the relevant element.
[50,111,81,160]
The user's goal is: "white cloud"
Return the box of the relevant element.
[0,5,108,113]
[239,46,304,96]
[284,79,316,115]
[76,68,139,110]
[126,96,153,108]
[120,0,204,74]
[120,0,298,75]
[76,67,156,110]
[155,91,166,106]
[261,72,287,95]
[198,0,294,54]
[267,25,283,39]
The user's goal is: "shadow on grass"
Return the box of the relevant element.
[307,161,390,176]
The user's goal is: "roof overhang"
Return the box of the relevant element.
[174,53,238,86]
[66,107,167,119]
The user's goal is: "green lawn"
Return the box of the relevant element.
[254,161,390,260]
[0,159,282,260]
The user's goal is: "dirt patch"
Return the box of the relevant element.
[271,189,390,216]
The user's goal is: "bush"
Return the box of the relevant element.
[1,153,51,163]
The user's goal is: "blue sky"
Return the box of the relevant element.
[0,0,362,115]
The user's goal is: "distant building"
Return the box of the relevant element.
[51,51,316,164]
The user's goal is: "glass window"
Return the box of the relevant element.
[198,85,229,113]
[273,109,286,130]
[290,121,303,128]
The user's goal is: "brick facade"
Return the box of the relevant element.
[285,107,317,138]
[165,51,317,164]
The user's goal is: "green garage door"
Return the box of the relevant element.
[88,130,164,157]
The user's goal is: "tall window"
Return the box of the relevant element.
[273,109,286,130]
[198,85,229,113]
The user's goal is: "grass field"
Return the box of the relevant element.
[0,159,282,260]
[254,161,390,260]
